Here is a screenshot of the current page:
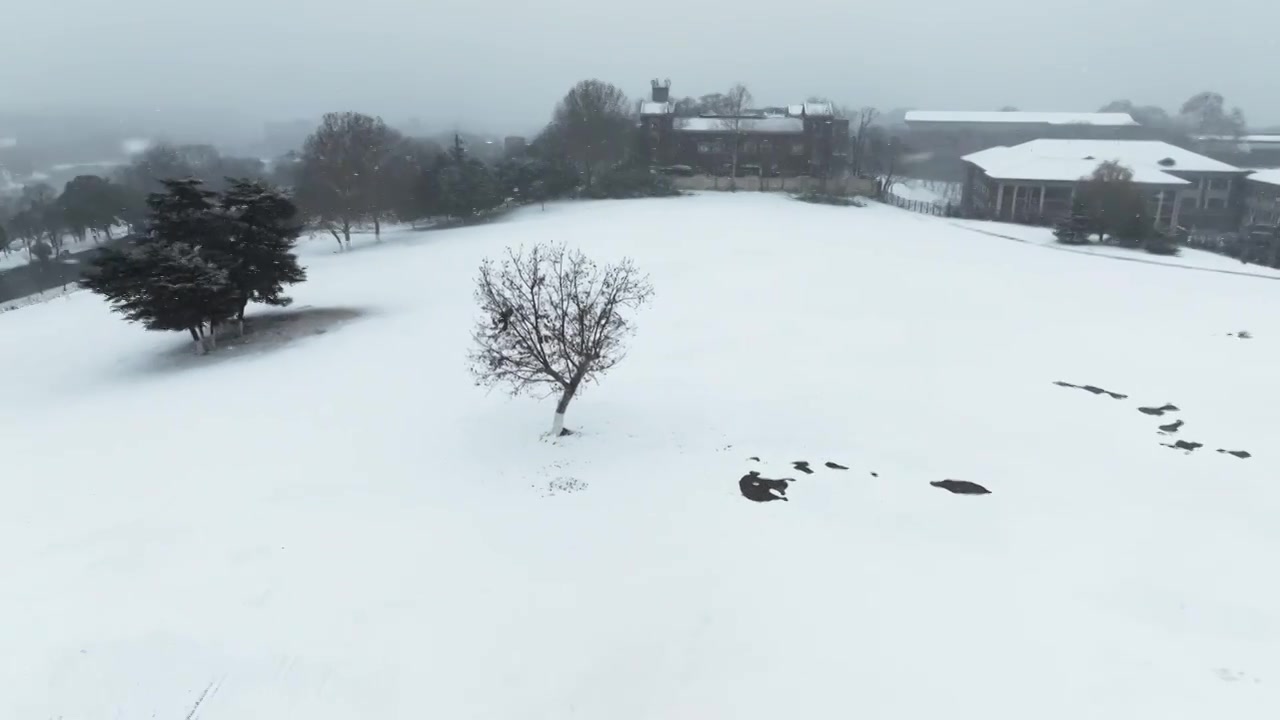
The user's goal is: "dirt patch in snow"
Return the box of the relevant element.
[1138,403,1180,417]
[931,479,991,495]
[1053,381,1128,400]
[739,472,792,502]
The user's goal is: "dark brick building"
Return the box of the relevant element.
[638,83,848,177]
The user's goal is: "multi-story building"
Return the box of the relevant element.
[1243,169,1280,227]
[903,110,1155,181]
[1191,135,1280,169]
[638,82,848,177]
[960,139,1246,230]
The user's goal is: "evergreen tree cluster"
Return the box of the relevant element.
[81,178,306,353]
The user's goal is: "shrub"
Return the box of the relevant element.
[581,167,679,199]
[795,192,865,207]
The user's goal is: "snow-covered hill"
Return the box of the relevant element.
[2,194,1278,719]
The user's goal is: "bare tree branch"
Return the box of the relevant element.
[469,242,654,437]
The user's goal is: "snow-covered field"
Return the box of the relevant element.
[2,194,1278,719]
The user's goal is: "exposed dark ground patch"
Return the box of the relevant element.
[1162,440,1204,452]
[141,306,368,374]
[931,479,991,495]
[1054,381,1128,400]
[825,461,848,470]
[540,477,587,497]
[1139,403,1181,417]
[739,472,792,502]
[1158,419,1185,434]
[792,461,814,475]
[1227,331,1253,339]
[1218,449,1253,459]
[870,472,879,478]
[748,456,760,462]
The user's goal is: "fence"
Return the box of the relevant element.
[671,174,878,197]
[882,192,953,217]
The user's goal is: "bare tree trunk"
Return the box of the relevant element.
[374,216,381,241]
[730,128,740,192]
[190,326,206,355]
[549,374,586,438]
[342,219,351,249]
[328,227,343,251]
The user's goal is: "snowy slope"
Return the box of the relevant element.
[2,194,1278,719]
[950,216,1280,279]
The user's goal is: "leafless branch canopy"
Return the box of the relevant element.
[469,243,654,405]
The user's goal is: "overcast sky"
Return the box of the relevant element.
[5,0,1277,139]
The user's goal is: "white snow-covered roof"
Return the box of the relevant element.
[787,105,805,117]
[640,101,673,116]
[1195,134,1280,145]
[674,117,804,134]
[804,102,834,117]
[1247,169,1280,187]
[964,139,1241,184]
[906,111,1139,127]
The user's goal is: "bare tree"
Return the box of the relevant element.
[849,107,879,176]
[718,84,754,190]
[295,112,399,250]
[470,243,654,438]
[547,80,632,190]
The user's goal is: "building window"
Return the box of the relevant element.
[743,140,758,154]
[1209,178,1230,191]
[697,142,712,154]
[791,142,805,156]
[1181,197,1199,209]
[1207,197,1226,209]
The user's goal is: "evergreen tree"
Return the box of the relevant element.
[1053,200,1095,245]
[81,178,307,354]
[437,135,501,220]
[216,179,307,330]
[82,241,235,353]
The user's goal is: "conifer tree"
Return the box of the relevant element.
[82,178,307,354]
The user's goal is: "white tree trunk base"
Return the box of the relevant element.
[549,412,565,439]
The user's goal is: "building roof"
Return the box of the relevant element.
[803,102,834,117]
[963,139,1242,184]
[786,105,805,117]
[640,101,673,116]
[674,117,804,134]
[1195,134,1280,145]
[1247,169,1280,187]
[906,110,1139,127]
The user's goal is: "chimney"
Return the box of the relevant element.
[651,78,671,103]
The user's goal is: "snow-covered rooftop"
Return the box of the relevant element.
[803,102,834,117]
[1247,168,1280,187]
[1195,134,1280,145]
[786,104,805,117]
[674,117,804,134]
[640,101,673,116]
[906,111,1139,127]
[964,139,1240,184]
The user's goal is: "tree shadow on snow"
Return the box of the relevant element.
[137,306,369,375]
